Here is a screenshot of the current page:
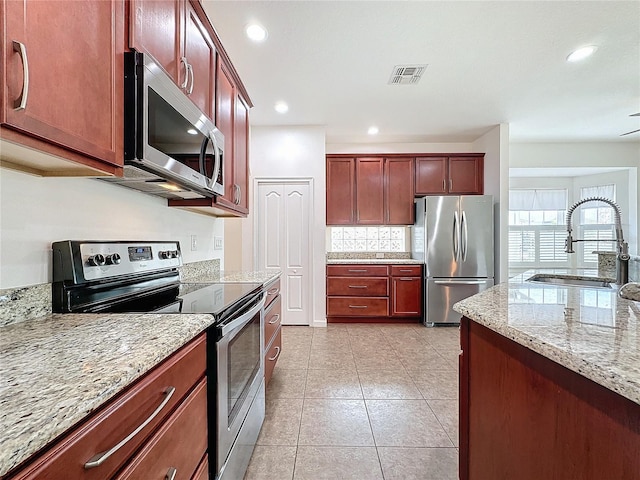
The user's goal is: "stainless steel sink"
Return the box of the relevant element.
[526,274,615,289]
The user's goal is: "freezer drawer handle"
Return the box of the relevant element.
[434,280,488,285]
[348,285,368,289]
[348,305,368,309]
[84,386,176,468]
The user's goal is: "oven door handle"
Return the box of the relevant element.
[219,292,267,337]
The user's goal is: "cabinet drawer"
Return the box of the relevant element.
[327,297,389,317]
[192,455,209,480]
[390,265,422,277]
[327,265,389,277]
[8,335,206,480]
[265,327,282,387]
[327,277,389,296]
[264,295,282,348]
[265,279,281,308]
[115,378,208,479]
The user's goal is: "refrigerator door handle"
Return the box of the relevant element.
[434,280,489,285]
[461,210,468,261]
[453,210,459,260]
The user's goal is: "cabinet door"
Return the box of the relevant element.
[448,156,484,194]
[385,157,414,224]
[215,58,236,209]
[326,158,355,224]
[391,276,422,317]
[129,0,183,86]
[415,157,447,195]
[183,1,215,118]
[355,157,384,224]
[234,93,250,213]
[3,0,124,167]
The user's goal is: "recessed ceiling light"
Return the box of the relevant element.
[187,128,198,135]
[368,126,379,135]
[566,45,597,62]
[274,101,289,114]
[246,23,267,42]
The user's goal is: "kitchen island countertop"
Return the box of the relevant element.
[453,271,640,405]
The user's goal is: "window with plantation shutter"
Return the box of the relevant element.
[508,189,568,269]
[578,185,616,267]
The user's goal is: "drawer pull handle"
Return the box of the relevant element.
[348,269,367,272]
[399,278,414,281]
[166,467,177,480]
[349,305,368,309]
[268,313,280,324]
[268,287,280,295]
[348,285,368,289]
[12,41,29,110]
[84,386,176,469]
[399,269,413,272]
[268,346,281,361]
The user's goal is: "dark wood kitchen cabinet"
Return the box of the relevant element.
[264,278,282,387]
[129,0,216,118]
[390,265,422,317]
[1,0,125,176]
[4,335,207,480]
[326,156,413,225]
[415,155,484,195]
[326,264,422,322]
[459,317,640,480]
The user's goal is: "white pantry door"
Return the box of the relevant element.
[256,180,311,325]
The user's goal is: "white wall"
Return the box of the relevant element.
[472,124,509,283]
[235,125,327,327]
[0,167,224,288]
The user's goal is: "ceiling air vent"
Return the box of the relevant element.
[388,64,428,85]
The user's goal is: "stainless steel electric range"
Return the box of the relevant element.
[52,240,266,480]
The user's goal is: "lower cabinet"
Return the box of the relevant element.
[326,264,422,322]
[5,334,207,480]
[264,278,282,386]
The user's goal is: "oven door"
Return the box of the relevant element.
[215,292,266,474]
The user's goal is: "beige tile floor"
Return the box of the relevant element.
[244,323,460,480]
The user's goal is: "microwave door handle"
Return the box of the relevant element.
[210,130,221,190]
[198,134,210,178]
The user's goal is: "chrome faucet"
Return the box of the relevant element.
[564,197,630,285]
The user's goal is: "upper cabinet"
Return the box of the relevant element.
[1,0,125,176]
[129,0,215,118]
[415,155,484,195]
[326,156,414,225]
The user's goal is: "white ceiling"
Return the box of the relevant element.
[201,1,640,145]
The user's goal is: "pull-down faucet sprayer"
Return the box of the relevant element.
[564,197,629,285]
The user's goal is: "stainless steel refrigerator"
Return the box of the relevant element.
[412,195,494,326]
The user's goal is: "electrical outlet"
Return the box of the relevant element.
[214,236,223,250]
[191,235,197,251]
[376,252,385,259]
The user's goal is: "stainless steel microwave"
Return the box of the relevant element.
[105,51,223,200]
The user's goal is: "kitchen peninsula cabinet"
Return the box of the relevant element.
[1,0,125,176]
[459,317,640,480]
[4,334,207,480]
[415,155,484,195]
[326,156,414,225]
[129,0,216,118]
[264,278,282,386]
[326,264,422,322]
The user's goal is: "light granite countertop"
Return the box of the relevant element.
[453,270,640,405]
[0,269,281,477]
[326,259,423,264]
[0,312,215,477]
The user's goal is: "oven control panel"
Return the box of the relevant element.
[78,241,182,281]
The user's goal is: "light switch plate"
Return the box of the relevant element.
[190,235,197,251]
[214,237,223,250]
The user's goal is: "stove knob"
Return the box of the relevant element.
[159,251,169,259]
[106,253,121,265]
[88,254,106,266]
[170,250,179,258]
